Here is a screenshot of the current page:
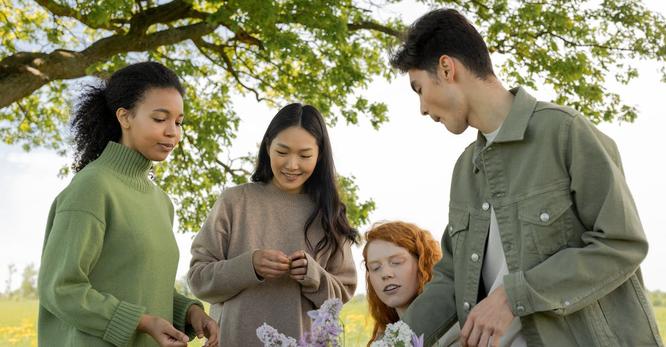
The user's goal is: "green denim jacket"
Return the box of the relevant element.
[403,87,663,347]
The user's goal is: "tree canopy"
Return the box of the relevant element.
[1,0,665,232]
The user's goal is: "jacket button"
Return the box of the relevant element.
[482,202,490,211]
[470,253,480,262]
[539,212,550,222]
[463,302,471,312]
[516,305,525,314]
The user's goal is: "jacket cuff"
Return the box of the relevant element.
[503,271,534,316]
[297,253,322,291]
[103,300,145,346]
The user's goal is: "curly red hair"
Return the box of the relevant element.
[362,221,442,345]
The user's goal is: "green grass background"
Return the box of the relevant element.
[1,296,663,346]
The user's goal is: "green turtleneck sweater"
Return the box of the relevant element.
[37,141,200,347]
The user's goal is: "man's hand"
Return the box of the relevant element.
[461,286,515,347]
[138,314,189,347]
[252,249,290,279]
[288,250,308,281]
[187,305,219,347]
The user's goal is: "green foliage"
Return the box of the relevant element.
[19,264,37,300]
[650,290,666,307]
[446,0,666,123]
[338,175,376,229]
[1,0,665,232]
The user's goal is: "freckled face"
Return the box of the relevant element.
[366,239,420,312]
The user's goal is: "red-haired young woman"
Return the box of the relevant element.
[363,221,459,346]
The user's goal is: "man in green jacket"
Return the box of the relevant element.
[392,8,663,347]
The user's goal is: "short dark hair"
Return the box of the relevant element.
[390,8,495,79]
[251,103,359,256]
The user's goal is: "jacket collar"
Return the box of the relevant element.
[472,87,538,170]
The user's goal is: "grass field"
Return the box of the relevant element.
[0,300,37,347]
[0,297,663,346]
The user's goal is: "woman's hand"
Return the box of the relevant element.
[288,250,308,281]
[252,249,290,279]
[187,305,219,347]
[138,314,189,347]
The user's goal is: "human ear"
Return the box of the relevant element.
[116,108,131,129]
[438,55,455,81]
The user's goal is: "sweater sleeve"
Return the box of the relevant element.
[38,209,145,347]
[297,239,357,307]
[172,290,203,338]
[187,192,263,303]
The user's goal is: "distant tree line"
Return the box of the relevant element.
[2,263,37,300]
[2,262,665,308]
[650,290,666,307]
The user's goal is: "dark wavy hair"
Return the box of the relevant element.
[70,61,185,172]
[251,103,359,256]
[390,8,495,79]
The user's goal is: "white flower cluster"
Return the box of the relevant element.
[256,298,344,347]
[256,323,298,347]
[370,320,423,347]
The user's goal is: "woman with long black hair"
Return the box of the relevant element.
[188,103,358,347]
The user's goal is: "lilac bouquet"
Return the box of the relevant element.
[256,298,344,347]
[369,321,424,347]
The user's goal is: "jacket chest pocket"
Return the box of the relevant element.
[518,190,573,258]
[446,208,470,257]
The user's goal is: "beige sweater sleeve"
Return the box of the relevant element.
[187,192,262,303]
[298,239,357,307]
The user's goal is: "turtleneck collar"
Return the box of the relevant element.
[94,141,153,191]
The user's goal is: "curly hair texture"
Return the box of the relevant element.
[70,61,184,172]
[362,221,442,345]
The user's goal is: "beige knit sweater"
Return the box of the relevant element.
[188,182,357,347]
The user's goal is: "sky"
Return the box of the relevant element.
[1,1,665,296]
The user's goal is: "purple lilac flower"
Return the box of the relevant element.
[257,298,344,346]
[411,333,424,347]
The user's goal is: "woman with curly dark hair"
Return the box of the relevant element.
[37,61,218,347]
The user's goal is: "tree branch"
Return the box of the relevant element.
[0,22,215,109]
[193,38,266,102]
[181,132,251,178]
[127,0,198,35]
[34,0,123,32]
[535,31,636,53]
[347,20,400,38]
[215,157,252,178]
